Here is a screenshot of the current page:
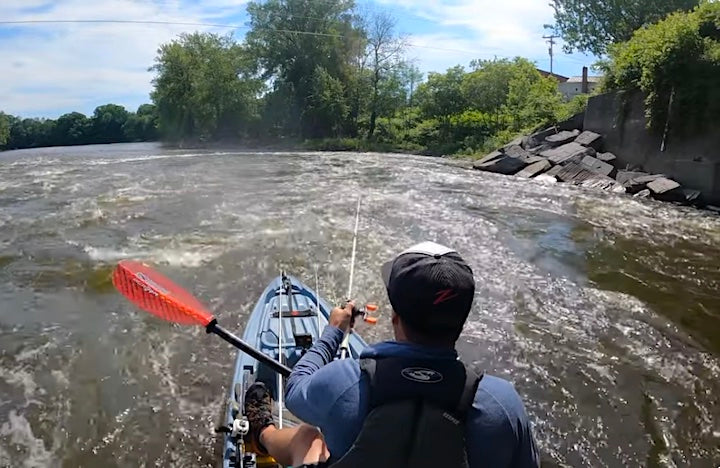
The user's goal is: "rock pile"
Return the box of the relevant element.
[473,127,703,206]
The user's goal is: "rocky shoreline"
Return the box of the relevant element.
[473,125,711,209]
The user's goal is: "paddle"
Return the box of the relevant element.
[112,260,292,378]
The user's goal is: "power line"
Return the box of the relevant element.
[0,18,503,55]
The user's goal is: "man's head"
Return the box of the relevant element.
[381,242,475,348]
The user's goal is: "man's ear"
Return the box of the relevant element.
[391,311,400,325]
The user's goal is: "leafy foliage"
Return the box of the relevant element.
[151,32,261,142]
[0,112,10,147]
[0,104,158,151]
[601,2,720,132]
[548,0,699,55]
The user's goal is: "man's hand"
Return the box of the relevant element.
[329,301,355,333]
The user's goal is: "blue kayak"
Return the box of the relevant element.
[222,274,368,468]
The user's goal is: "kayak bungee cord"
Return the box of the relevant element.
[340,197,362,359]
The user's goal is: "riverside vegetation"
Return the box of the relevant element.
[2,0,717,157]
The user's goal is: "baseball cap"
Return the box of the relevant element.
[381,242,475,335]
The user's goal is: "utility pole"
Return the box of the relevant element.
[543,35,558,74]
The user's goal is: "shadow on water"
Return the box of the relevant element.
[586,235,720,355]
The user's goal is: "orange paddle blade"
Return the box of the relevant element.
[112,260,214,327]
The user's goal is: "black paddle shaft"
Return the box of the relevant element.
[206,320,292,378]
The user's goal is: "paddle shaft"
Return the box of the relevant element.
[207,320,291,378]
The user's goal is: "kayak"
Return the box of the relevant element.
[222,273,369,468]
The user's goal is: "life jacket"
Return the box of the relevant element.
[329,355,482,468]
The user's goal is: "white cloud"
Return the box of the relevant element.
[0,0,250,117]
[384,0,593,76]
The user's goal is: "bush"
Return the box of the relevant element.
[602,2,720,132]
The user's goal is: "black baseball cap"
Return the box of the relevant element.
[381,242,475,335]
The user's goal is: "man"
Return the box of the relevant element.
[244,242,539,467]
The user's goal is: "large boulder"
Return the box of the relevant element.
[540,142,594,165]
[597,152,617,163]
[545,130,580,147]
[618,173,667,194]
[523,127,557,149]
[474,154,527,175]
[647,177,680,194]
[504,144,532,161]
[516,159,552,178]
[616,171,648,184]
[503,136,524,151]
[551,161,598,184]
[581,155,616,177]
[472,151,503,168]
[574,131,603,150]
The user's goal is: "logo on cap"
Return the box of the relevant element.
[433,289,458,305]
[401,367,444,383]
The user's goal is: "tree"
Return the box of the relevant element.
[461,59,516,130]
[602,2,720,132]
[151,32,261,142]
[548,0,699,55]
[53,112,91,146]
[364,11,406,139]
[91,104,130,144]
[123,104,159,141]
[416,66,467,124]
[0,112,10,148]
[400,62,423,107]
[306,66,349,137]
[246,0,359,138]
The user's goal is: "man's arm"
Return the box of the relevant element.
[466,375,540,468]
[286,325,344,389]
[284,302,355,426]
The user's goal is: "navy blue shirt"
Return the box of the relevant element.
[285,326,539,467]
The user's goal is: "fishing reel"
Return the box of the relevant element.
[348,302,379,325]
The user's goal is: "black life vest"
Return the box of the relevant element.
[329,355,482,468]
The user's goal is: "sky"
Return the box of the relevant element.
[0,0,597,118]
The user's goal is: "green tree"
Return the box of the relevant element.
[123,104,159,141]
[246,0,360,138]
[151,32,261,142]
[53,112,91,146]
[602,2,720,131]
[400,62,423,107]
[548,0,699,55]
[364,11,407,139]
[306,66,349,137]
[416,66,467,124]
[91,104,130,144]
[0,112,10,148]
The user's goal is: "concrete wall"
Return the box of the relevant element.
[584,91,720,204]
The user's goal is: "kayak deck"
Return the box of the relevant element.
[222,274,368,468]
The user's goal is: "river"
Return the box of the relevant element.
[0,142,718,467]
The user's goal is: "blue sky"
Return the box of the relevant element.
[0,0,596,118]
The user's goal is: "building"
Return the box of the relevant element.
[558,67,602,100]
[537,69,569,83]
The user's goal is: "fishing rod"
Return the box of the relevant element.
[339,197,362,359]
